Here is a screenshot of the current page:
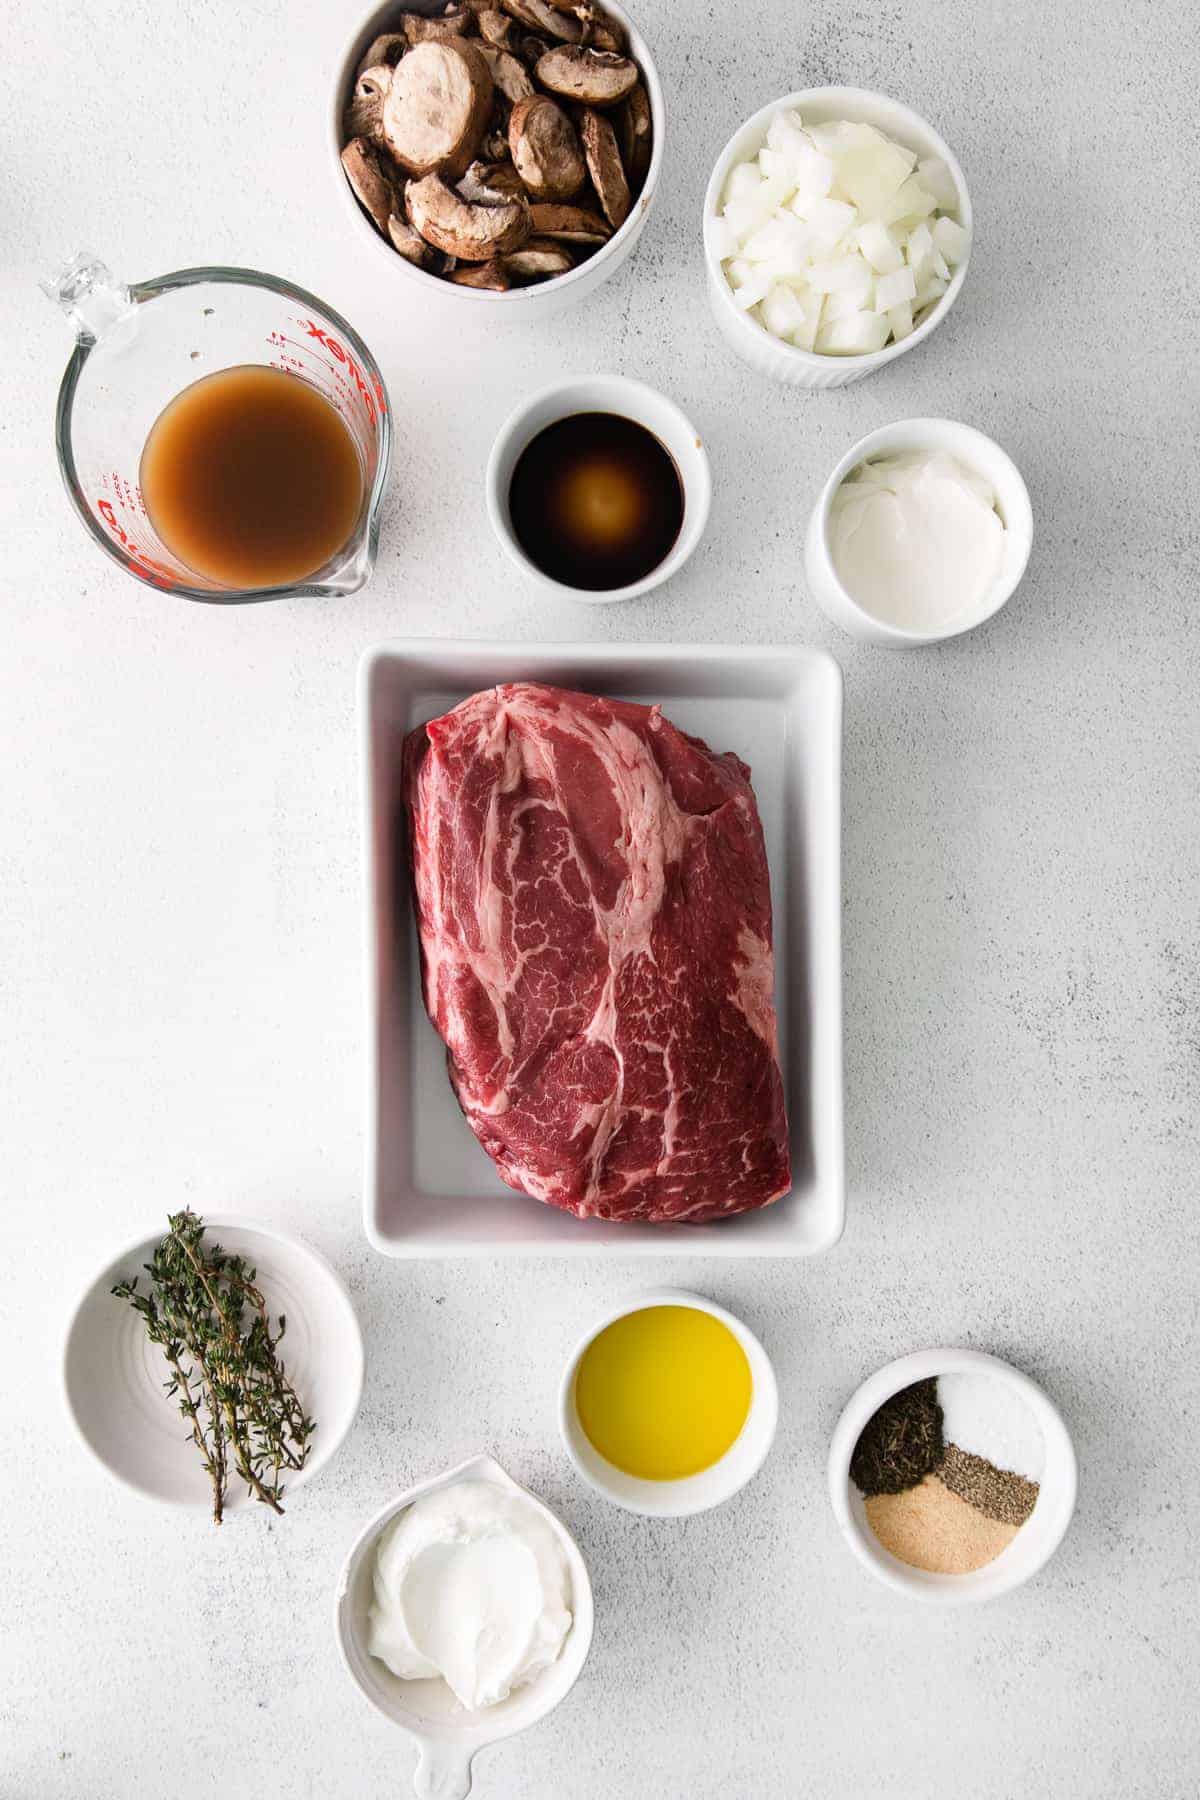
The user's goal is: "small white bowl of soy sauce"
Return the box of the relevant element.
[486,374,711,604]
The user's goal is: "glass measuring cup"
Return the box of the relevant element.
[44,253,391,603]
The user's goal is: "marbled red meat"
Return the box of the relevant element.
[402,683,790,1223]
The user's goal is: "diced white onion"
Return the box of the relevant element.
[882,175,937,229]
[917,156,959,211]
[806,255,872,295]
[761,282,807,338]
[734,269,772,309]
[904,221,934,284]
[855,219,904,274]
[824,285,872,322]
[709,214,737,261]
[874,266,916,312]
[832,140,914,218]
[932,215,970,265]
[715,107,970,356]
[816,311,891,355]
[724,162,762,206]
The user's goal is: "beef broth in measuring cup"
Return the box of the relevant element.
[139,365,364,589]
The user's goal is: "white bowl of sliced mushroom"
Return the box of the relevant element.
[332,0,663,314]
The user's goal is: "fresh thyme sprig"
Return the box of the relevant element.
[113,1210,316,1524]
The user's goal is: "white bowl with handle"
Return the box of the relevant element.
[330,0,665,320]
[335,1453,594,1798]
[703,87,972,388]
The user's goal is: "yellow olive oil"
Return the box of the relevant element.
[574,1305,752,1481]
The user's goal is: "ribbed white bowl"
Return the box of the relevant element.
[702,87,972,388]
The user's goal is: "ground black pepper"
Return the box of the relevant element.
[939,1443,1039,1526]
[850,1378,945,1496]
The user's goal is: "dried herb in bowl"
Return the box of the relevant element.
[849,1376,944,1497]
[112,1210,316,1524]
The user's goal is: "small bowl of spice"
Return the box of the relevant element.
[828,1348,1076,1604]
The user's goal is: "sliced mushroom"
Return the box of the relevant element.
[584,19,622,51]
[508,95,585,199]
[512,29,552,66]
[450,258,512,289]
[528,201,611,242]
[578,107,629,228]
[504,237,574,279]
[477,43,535,100]
[535,44,637,105]
[382,37,494,178]
[616,79,651,188]
[345,63,393,143]
[476,7,515,44]
[406,171,530,258]
[458,158,528,204]
[572,2,625,51]
[387,210,438,268]
[499,0,583,40]
[482,120,513,162]
[401,6,475,42]
[355,31,407,81]
[341,138,398,233]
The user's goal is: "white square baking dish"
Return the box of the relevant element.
[360,639,843,1256]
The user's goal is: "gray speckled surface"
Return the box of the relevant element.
[2,0,1198,1795]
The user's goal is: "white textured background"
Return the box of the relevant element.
[2,0,1198,1795]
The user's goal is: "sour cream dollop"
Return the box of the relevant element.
[367,1480,573,1711]
[829,449,1006,632]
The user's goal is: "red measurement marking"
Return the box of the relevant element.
[95,498,176,589]
[295,317,387,426]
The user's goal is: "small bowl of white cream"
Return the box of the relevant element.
[335,1453,593,1798]
[804,418,1033,646]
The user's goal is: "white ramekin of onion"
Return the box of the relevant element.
[702,88,972,388]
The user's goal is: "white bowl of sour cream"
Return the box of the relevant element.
[335,1453,593,1799]
[804,418,1033,646]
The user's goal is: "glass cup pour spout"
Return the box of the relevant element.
[43,253,391,603]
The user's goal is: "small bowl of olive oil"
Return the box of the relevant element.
[486,375,712,605]
[559,1290,777,1516]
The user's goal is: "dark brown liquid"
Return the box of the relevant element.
[140,365,364,589]
[508,412,684,591]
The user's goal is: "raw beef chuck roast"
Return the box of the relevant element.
[402,683,791,1223]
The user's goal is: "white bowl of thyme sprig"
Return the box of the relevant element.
[63,1211,364,1521]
